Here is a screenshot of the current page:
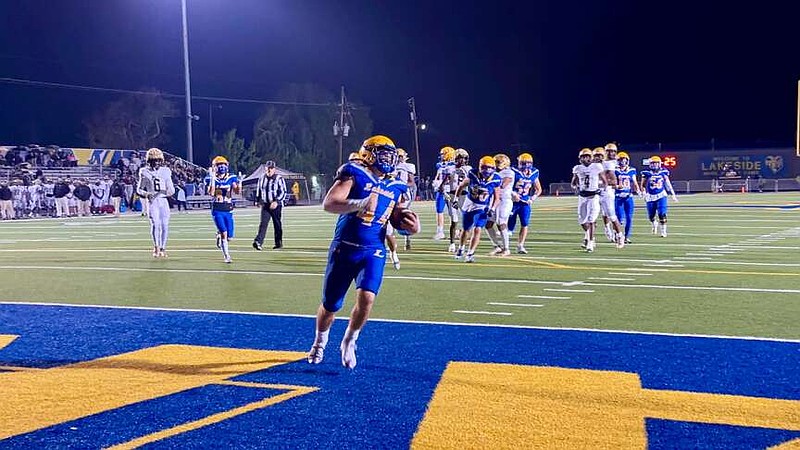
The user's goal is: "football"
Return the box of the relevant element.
[389,207,420,235]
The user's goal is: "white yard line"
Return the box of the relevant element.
[608,272,653,276]
[2,301,798,344]
[487,302,544,308]
[453,310,513,316]
[544,288,596,293]
[588,277,636,281]
[517,295,571,300]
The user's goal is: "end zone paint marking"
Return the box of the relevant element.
[487,302,544,308]
[453,310,513,316]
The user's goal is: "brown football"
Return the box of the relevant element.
[389,208,420,234]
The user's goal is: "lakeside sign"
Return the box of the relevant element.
[699,154,785,178]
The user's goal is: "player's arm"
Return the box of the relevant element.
[163,172,176,197]
[531,178,543,203]
[453,177,470,198]
[408,165,417,188]
[322,177,374,215]
[603,169,617,188]
[570,174,579,191]
[663,175,678,201]
[631,174,642,195]
[135,170,151,198]
[431,169,443,191]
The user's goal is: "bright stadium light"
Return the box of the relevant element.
[419,123,427,131]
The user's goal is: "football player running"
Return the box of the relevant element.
[596,144,625,249]
[485,153,515,256]
[205,156,240,263]
[507,153,542,254]
[447,148,472,252]
[307,135,419,369]
[432,146,458,243]
[453,156,502,263]
[571,148,605,252]
[614,152,640,244]
[137,148,175,258]
[640,156,678,237]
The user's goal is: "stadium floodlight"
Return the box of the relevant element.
[419,123,427,131]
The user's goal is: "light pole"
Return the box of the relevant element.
[408,97,421,177]
[209,103,222,142]
[180,0,194,163]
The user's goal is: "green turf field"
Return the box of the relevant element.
[1,192,798,339]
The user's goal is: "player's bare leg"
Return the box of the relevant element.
[586,222,596,252]
[341,289,376,369]
[497,223,511,256]
[455,224,471,259]
[465,227,482,262]
[448,220,458,252]
[434,213,445,240]
[602,216,614,241]
[485,222,502,255]
[518,226,529,254]
[308,304,336,364]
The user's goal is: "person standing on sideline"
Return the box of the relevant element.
[253,160,286,250]
[175,184,188,213]
[110,177,124,217]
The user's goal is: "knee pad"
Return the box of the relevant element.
[659,214,667,224]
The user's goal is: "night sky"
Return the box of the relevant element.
[1,0,799,180]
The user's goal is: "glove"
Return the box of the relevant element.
[452,198,460,209]
[485,208,496,221]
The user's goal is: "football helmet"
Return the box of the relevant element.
[348,151,362,163]
[579,148,593,157]
[604,143,618,152]
[455,148,469,166]
[397,148,408,161]
[360,135,398,174]
[440,146,456,163]
[617,151,630,167]
[517,153,533,170]
[479,155,496,177]
[604,143,618,159]
[494,153,511,170]
[649,155,662,170]
[146,148,164,168]
[212,155,229,175]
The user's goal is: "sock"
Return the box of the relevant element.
[661,223,667,234]
[221,238,230,258]
[160,225,169,250]
[436,226,443,234]
[486,227,500,247]
[314,329,330,348]
[343,326,360,343]
[583,229,590,240]
[501,229,510,251]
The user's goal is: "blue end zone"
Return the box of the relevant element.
[0,303,798,449]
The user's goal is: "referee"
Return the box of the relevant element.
[253,160,286,250]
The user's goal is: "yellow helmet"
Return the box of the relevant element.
[479,155,496,168]
[360,135,397,173]
[579,148,593,157]
[650,155,662,163]
[593,147,605,156]
[212,156,229,166]
[604,143,618,152]
[494,153,511,169]
[455,148,469,158]
[397,148,408,160]
[348,151,362,162]
[440,146,456,162]
[517,153,533,163]
[616,151,630,160]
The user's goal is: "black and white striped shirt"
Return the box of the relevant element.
[257,173,286,204]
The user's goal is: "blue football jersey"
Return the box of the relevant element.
[640,168,670,201]
[332,163,408,248]
[466,168,502,206]
[204,173,239,212]
[615,167,637,197]
[512,167,540,202]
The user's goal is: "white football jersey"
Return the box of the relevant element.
[498,167,515,199]
[395,161,416,184]
[572,163,604,193]
[137,166,175,199]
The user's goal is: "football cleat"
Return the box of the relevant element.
[340,339,357,369]
[454,248,463,260]
[158,249,168,258]
[501,249,511,257]
[307,344,325,364]
[604,226,614,242]
[586,240,595,253]
[625,238,632,244]
[252,241,262,251]
[448,243,456,253]
[433,231,445,241]
[390,252,401,270]
[489,246,503,256]
[652,221,658,235]
[224,255,232,264]
[404,238,412,251]
[152,248,159,258]
[517,244,528,254]
[465,253,475,263]
[581,239,588,249]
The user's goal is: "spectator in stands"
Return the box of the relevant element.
[90,179,105,215]
[253,160,286,250]
[73,179,92,217]
[0,180,13,220]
